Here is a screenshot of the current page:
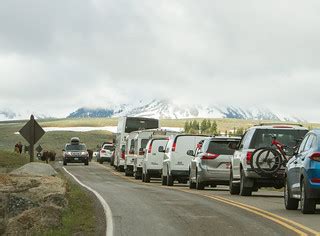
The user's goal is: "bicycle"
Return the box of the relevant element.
[250,137,298,176]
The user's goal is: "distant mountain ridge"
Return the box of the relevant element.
[67,99,303,122]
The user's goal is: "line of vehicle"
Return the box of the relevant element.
[62,167,114,236]
[97,163,319,236]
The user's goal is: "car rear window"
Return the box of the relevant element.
[103,145,114,151]
[207,141,237,155]
[141,139,149,149]
[249,129,308,151]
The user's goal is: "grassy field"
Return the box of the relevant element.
[1,117,320,156]
[42,176,97,236]
[0,150,29,172]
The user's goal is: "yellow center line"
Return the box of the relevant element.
[96,163,319,236]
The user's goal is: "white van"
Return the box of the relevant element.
[161,134,209,186]
[132,130,156,179]
[124,131,139,176]
[142,138,168,182]
[114,117,159,171]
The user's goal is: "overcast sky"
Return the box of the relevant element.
[1,1,320,121]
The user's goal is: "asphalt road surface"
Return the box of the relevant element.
[63,162,319,236]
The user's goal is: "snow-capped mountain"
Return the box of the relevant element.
[0,109,50,121]
[67,99,304,122]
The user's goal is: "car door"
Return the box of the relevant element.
[289,135,310,195]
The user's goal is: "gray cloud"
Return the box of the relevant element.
[0,0,320,120]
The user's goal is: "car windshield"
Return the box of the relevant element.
[249,129,308,154]
[66,144,86,151]
[125,118,159,133]
[207,140,237,155]
[103,145,114,151]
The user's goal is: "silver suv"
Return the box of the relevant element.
[229,124,308,196]
[188,137,241,190]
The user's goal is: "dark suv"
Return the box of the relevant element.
[229,124,308,196]
[63,137,89,166]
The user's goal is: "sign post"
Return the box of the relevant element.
[19,115,45,162]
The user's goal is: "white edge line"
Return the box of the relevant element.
[62,167,113,236]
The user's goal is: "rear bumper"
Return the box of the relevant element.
[147,169,162,177]
[171,170,189,177]
[198,167,230,184]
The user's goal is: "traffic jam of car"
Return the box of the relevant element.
[75,116,320,214]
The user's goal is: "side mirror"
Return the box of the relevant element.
[187,150,194,156]
[228,142,238,150]
[158,146,165,153]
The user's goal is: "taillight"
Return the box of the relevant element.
[309,152,320,162]
[148,144,152,154]
[201,153,220,160]
[246,152,253,165]
[311,178,320,183]
[172,142,177,152]
[121,151,125,159]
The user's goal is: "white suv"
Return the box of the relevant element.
[161,134,208,186]
[229,124,308,196]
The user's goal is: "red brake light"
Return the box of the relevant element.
[172,142,177,152]
[121,151,125,159]
[310,152,320,162]
[272,126,293,128]
[311,178,320,183]
[246,152,253,165]
[148,143,152,154]
[201,153,220,160]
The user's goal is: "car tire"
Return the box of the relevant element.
[229,169,240,195]
[63,161,67,166]
[99,160,103,164]
[134,172,139,180]
[196,172,205,190]
[125,169,130,177]
[301,178,316,214]
[84,161,89,166]
[142,173,145,182]
[145,173,151,183]
[284,179,299,210]
[161,174,167,185]
[189,170,196,189]
[240,169,252,196]
[167,172,174,186]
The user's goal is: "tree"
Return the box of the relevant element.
[184,121,190,133]
[209,121,218,135]
[200,119,208,134]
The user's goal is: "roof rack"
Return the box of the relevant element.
[255,123,303,127]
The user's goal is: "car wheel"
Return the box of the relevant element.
[167,170,174,186]
[301,178,316,214]
[134,172,139,180]
[196,171,205,190]
[63,160,67,166]
[142,173,145,182]
[189,170,196,189]
[161,174,167,185]
[125,169,130,177]
[284,179,299,210]
[240,169,252,196]
[229,169,240,195]
[99,160,103,164]
[84,161,89,166]
[145,172,151,183]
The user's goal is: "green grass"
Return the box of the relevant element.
[41,176,97,236]
[0,150,29,171]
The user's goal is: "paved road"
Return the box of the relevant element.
[61,162,317,236]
